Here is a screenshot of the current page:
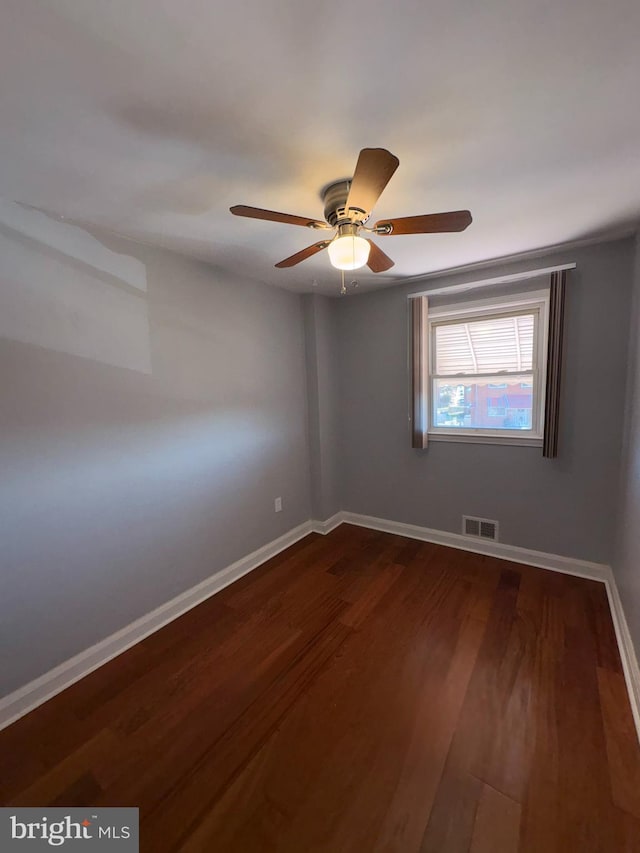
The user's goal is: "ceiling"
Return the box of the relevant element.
[1,0,639,295]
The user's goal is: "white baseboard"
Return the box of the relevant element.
[341,511,609,580]
[603,567,640,740]
[0,520,314,732]
[2,510,639,747]
[310,512,343,535]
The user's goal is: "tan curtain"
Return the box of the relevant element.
[543,270,567,458]
[410,296,429,449]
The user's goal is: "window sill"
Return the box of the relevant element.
[427,432,543,447]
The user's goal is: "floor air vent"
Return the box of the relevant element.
[463,515,499,542]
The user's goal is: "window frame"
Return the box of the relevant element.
[426,290,549,446]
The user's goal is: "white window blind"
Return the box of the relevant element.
[434,313,535,376]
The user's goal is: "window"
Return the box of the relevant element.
[427,292,548,444]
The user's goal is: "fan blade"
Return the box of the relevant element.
[366,240,395,273]
[275,241,331,268]
[346,148,399,216]
[374,210,472,236]
[230,205,328,229]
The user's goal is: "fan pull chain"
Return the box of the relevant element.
[340,269,347,295]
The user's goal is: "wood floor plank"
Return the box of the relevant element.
[597,666,640,819]
[95,594,348,811]
[339,562,405,628]
[456,567,536,802]
[181,551,464,852]
[224,526,358,612]
[517,591,563,853]
[470,783,521,853]
[330,533,411,604]
[1,526,638,853]
[420,568,524,852]
[8,729,117,807]
[419,765,483,853]
[555,617,616,852]
[373,614,488,853]
[140,621,353,851]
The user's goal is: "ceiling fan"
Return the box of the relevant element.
[230,148,472,274]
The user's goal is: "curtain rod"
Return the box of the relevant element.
[406,263,576,299]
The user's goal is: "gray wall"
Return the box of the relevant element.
[303,295,341,521]
[0,204,311,695]
[335,238,635,563]
[615,233,640,653]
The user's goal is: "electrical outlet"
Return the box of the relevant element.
[274,497,282,513]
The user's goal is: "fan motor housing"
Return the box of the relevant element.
[322,180,369,228]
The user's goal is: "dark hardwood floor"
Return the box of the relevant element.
[2,524,640,851]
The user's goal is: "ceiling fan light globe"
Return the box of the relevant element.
[327,235,370,271]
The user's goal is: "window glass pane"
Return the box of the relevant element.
[433,375,534,430]
[435,313,535,375]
